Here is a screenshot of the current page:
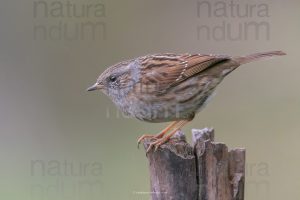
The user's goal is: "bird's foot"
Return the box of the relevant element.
[146,137,169,153]
[137,121,180,149]
[137,133,165,149]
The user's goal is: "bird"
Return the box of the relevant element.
[87,51,286,152]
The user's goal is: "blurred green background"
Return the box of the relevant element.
[0,0,299,199]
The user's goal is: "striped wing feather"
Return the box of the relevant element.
[140,53,229,94]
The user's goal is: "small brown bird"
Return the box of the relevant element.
[87,51,285,152]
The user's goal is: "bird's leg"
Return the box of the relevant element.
[137,121,179,148]
[146,120,189,153]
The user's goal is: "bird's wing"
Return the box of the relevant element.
[139,53,229,94]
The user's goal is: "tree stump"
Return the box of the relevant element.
[143,128,245,200]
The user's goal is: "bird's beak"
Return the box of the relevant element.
[86,82,103,91]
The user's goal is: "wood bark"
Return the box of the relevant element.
[143,128,245,200]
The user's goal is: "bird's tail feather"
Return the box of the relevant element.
[234,51,286,65]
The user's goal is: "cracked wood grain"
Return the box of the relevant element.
[143,128,245,200]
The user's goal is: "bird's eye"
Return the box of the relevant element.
[109,75,117,82]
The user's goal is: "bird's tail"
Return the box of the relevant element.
[234,51,286,65]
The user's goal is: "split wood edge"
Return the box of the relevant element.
[143,128,245,200]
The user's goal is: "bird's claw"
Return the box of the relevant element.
[146,139,165,153]
[137,133,165,149]
[137,134,154,149]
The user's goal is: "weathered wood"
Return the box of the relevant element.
[228,149,246,200]
[143,130,198,200]
[143,128,246,200]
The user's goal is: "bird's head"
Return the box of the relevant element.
[87,59,140,100]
